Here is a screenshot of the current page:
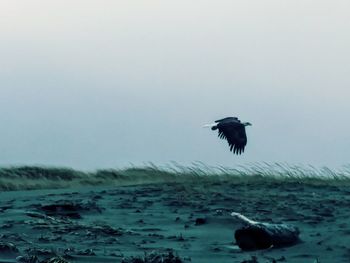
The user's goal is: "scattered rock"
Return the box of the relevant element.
[194,218,206,226]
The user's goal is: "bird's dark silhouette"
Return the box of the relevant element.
[207,117,252,154]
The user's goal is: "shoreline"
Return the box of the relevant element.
[0,177,349,262]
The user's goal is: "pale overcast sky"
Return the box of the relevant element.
[0,1,349,170]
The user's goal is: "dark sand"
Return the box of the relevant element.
[0,180,349,262]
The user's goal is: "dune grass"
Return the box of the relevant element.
[0,162,350,191]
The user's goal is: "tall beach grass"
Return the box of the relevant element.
[1,162,350,191]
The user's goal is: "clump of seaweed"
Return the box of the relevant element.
[121,251,183,263]
[16,256,70,263]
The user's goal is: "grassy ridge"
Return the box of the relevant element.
[0,163,350,191]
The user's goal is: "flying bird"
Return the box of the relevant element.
[204,117,252,154]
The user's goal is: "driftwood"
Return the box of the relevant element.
[231,212,300,250]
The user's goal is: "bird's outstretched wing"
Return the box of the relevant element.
[215,117,239,123]
[217,123,247,154]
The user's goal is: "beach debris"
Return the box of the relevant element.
[16,256,37,263]
[0,242,19,254]
[25,211,52,220]
[194,217,206,225]
[39,203,83,219]
[25,248,58,258]
[1,222,13,229]
[177,234,185,241]
[215,209,224,215]
[231,212,300,250]
[16,255,39,263]
[0,205,13,213]
[92,224,124,236]
[16,254,71,263]
[34,200,102,219]
[42,257,70,263]
[76,248,95,256]
[240,256,259,263]
[122,251,182,263]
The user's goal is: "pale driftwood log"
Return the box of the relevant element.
[231,212,300,250]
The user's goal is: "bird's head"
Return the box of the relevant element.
[243,122,252,127]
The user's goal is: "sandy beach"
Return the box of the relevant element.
[2,1,349,262]
[0,168,349,263]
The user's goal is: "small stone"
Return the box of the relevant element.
[195,218,206,225]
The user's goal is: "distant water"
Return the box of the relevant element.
[0,163,350,191]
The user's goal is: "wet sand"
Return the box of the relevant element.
[0,180,349,262]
